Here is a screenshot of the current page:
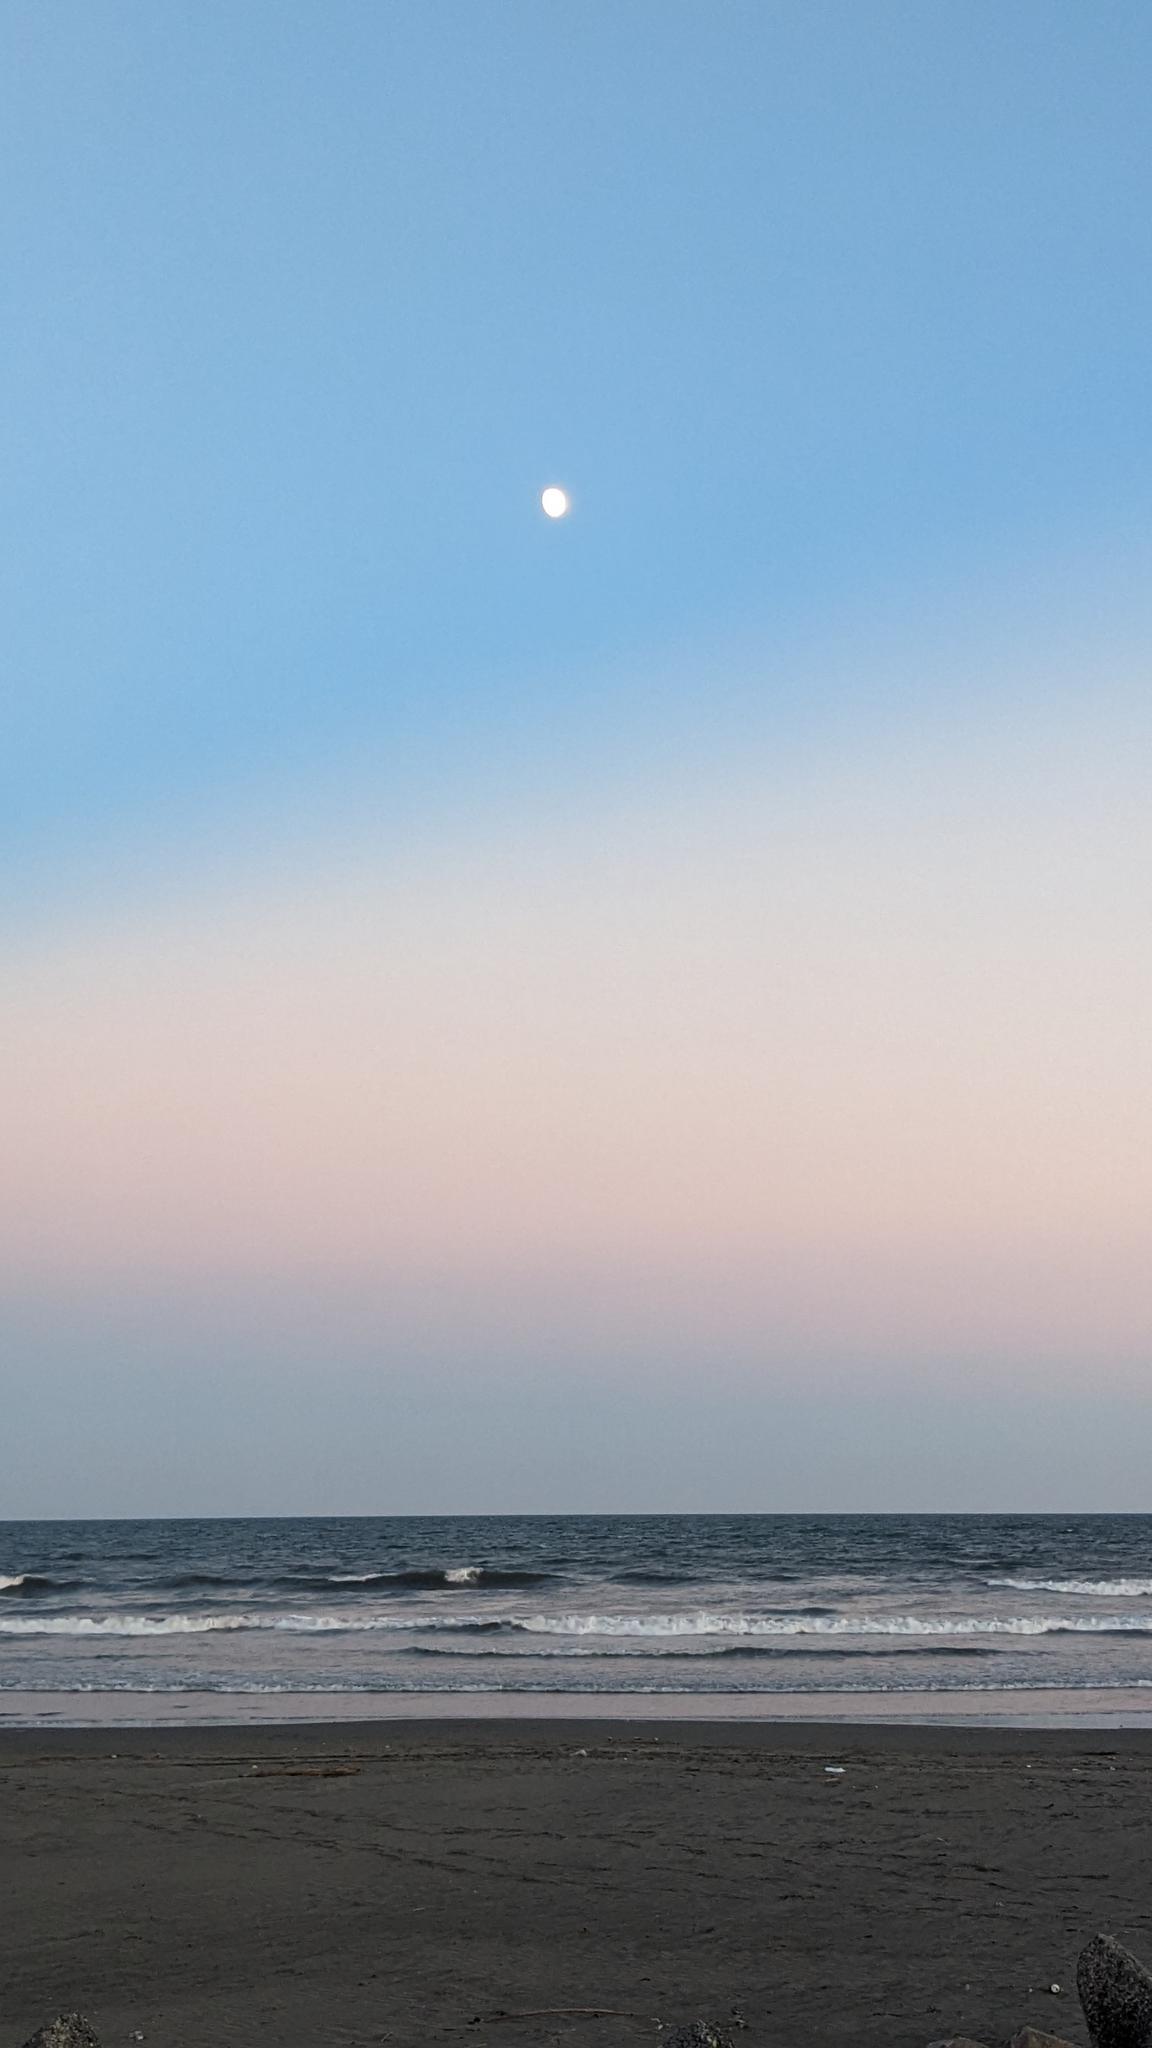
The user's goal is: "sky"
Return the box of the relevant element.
[2,1,1151,1515]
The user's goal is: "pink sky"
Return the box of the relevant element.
[5,699,1150,1393]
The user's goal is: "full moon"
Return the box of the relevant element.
[540,485,570,519]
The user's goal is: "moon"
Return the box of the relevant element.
[540,485,570,519]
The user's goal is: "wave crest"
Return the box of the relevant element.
[294,1567,553,1592]
[988,1577,1152,1597]
[505,1610,1152,1639]
[4,1606,1152,1640]
[0,1612,505,1638]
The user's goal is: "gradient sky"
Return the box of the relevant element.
[2,2,1151,1514]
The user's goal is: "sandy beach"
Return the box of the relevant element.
[4,1720,1151,2048]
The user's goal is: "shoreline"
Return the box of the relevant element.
[6,1683,1152,1727]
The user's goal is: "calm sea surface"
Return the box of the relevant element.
[4,1515,1152,1716]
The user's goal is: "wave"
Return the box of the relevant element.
[505,1609,1152,1639]
[988,1578,1152,1597]
[0,1612,506,1638]
[3,1605,1152,1640]
[41,1566,562,1600]
[0,1565,554,1599]
[284,1567,556,1592]
[161,1573,255,1591]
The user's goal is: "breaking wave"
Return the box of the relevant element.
[3,1606,1152,1640]
[506,1610,1152,1639]
[290,1568,555,1592]
[0,1612,503,1638]
[988,1578,1152,1598]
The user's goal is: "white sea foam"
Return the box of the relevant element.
[0,1575,28,1592]
[0,1612,484,1638]
[3,1607,1152,1640]
[988,1578,1152,1597]
[507,1610,1152,1639]
[331,1566,482,1585]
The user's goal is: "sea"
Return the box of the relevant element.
[5,1514,1152,1725]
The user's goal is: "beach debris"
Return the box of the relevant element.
[824,1765,846,1775]
[1011,2029,1079,2048]
[661,2024,735,2048]
[20,2017,102,2048]
[1078,1934,1152,2048]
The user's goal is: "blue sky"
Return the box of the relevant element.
[4,1,1151,884]
[3,3,1151,1512]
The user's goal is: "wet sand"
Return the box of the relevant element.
[4,1720,1150,2048]
[6,1686,1152,1726]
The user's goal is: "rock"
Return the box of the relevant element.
[662,2027,735,2048]
[925,2037,993,2047]
[1012,2031,1080,2048]
[1079,1935,1152,2048]
[925,2038,993,2048]
[20,2019,102,2048]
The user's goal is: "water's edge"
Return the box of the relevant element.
[6,1685,1152,1728]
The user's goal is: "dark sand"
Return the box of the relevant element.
[4,1721,1151,2048]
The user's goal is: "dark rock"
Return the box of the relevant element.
[20,2019,102,2048]
[1079,1935,1152,2048]
[925,2037,993,2047]
[1011,2030,1080,2048]
[662,2027,735,2048]
[925,2038,993,2048]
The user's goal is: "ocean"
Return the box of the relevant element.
[4,1514,1152,1723]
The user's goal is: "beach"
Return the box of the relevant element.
[4,1719,1149,2048]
